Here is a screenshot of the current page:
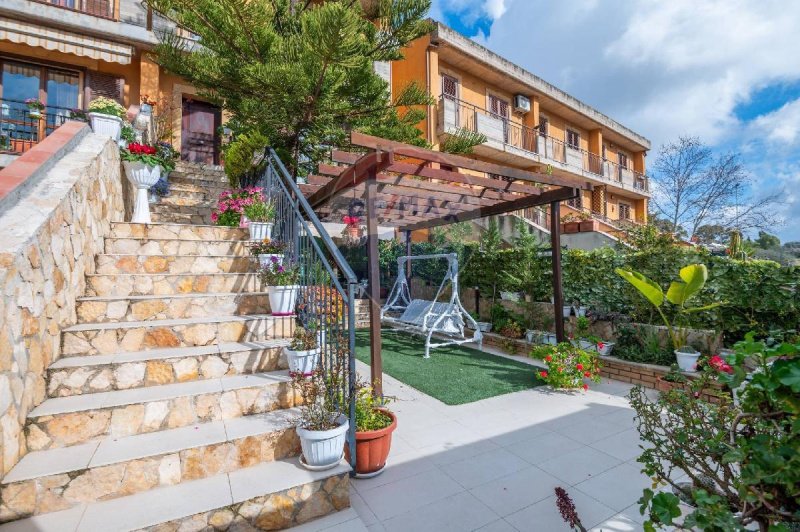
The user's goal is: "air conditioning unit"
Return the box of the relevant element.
[513,94,531,113]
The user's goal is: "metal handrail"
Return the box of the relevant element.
[261,148,358,471]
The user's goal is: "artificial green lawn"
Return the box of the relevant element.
[355,330,544,405]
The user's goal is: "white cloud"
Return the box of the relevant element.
[752,98,800,145]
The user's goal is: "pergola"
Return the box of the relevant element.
[301,132,593,394]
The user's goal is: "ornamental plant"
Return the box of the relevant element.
[289,326,317,351]
[354,380,393,432]
[88,96,126,118]
[156,141,179,172]
[24,98,45,111]
[140,95,157,106]
[342,215,361,226]
[259,261,299,286]
[69,108,88,121]
[242,198,275,223]
[631,333,800,531]
[149,178,170,197]
[210,187,264,226]
[536,342,600,390]
[291,337,349,431]
[249,239,286,256]
[121,143,162,167]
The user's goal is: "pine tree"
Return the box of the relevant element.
[145,0,434,175]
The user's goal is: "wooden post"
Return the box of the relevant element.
[366,167,383,395]
[405,230,412,278]
[550,200,566,343]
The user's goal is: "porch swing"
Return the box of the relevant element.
[380,253,482,358]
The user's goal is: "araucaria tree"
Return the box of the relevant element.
[650,136,782,238]
[145,0,434,177]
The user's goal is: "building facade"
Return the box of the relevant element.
[391,22,652,236]
[0,0,222,164]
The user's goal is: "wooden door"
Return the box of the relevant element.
[488,94,509,142]
[181,99,220,164]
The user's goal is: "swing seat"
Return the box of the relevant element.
[397,299,463,334]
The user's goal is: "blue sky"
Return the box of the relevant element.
[429,0,800,242]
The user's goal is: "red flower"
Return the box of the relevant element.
[576,363,584,370]
[708,355,734,374]
[582,384,589,391]
[584,371,591,378]
[597,342,605,350]
[342,215,361,225]
[127,142,157,155]
[539,371,548,378]
[544,355,552,362]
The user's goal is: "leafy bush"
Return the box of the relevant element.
[613,323,675,366]
[222,130,269,187]
[354,381,393,432]
[536,343,600,390]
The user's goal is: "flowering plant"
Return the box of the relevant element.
[140,95,157,106]
[249,239,286,256]
[24,98,45,111]
[121,122,136,142]
[259,261,300,286]
[535,342,600,390]
[211,188,264,226]
[149,178,170,197]
[121,142,162,167]
[69,108,88,121]
[156,141,179,172]
[342,215,360,226]
[242,198,275,222]
[88,96,126,118]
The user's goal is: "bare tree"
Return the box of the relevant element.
[651,136,783,237]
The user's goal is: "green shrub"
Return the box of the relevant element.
[223,130,269,187]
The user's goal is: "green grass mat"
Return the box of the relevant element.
[355,330,544,405]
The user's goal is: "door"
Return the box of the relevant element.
[441,74,459,129]
[181,98,220,164]
[488,94,509,142]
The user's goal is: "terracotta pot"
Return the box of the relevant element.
[561,222,580,234]
[346,408,397,476]
[579,220,599,232]
[656,376,678,393]
[346,224,361,238]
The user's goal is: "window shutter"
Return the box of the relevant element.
[87,71,124,104]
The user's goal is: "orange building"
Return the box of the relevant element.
[390,22,652,236]
[0,0,221,164]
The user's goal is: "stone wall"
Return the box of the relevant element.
[0,128,124,476]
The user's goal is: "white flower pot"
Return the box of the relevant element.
[249,222,274,241]
[500,291,521,302]
[525,329,537,343]
[28,109,42,119]
[576,339,597,352]
[543,333,558,345]
[285,346,320,375]
[675,348,701,372]
[562,305,573,318]
[476,322,492,333]
[576,306,588,318]
[123,161,161,224]
[297,414,349,469]
[258,253,284,268]
[596,342,615,356]
[89,112,123,141]
[268,284,299,316]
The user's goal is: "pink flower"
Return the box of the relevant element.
[583,384,589,391]
[597,342,605,350]
[539,371,548,378]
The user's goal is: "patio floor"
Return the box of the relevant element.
[292,346,662,532]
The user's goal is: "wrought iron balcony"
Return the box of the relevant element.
[1,100,77,155]
[438,95,650,194]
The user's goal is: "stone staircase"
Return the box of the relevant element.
[0,162,351,531]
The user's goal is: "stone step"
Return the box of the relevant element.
[110,222,247,241]
[168,172,229,185]
[95,254,254,274]
[26,371,297,451]
[151,203,213,218]
[150,210,208,225]
[76,292,269,323]
[62,314,294,356]
[85,273,261,297]
[167,181,227,196]
[1,409,301,521]
[104,237,249,256]
[0,458,350,530]
[160,187,209,201]
[157,195,216,208]
[47,340,290,398]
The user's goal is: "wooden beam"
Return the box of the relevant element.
[365,168,383,396]
[400,186,580,232]
[306,151,392,209]
[331,150,361,165]
[551,201,565,343]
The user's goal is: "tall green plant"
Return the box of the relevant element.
[616,264,719,349]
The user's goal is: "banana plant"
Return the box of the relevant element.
[615,264,720,350]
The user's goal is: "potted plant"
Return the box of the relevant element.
[25,98,45,119]
[148,178,170,203]
[250,239,286,268]
[243,198,276,240]
[579,217,599,232]
[69,108,88,122]
[260,261,300,316]
[292,366,348,470]
[87,96,126,140]
[656,363,688,393]
[571,316,598,351]
[535,342,601,391]
[561,213,581,234]
[346,381,397,477]
[562,305,573,318]
[499,320,524,340]
[211,188,265,227]
[120,121,136,148]
[342,215,362,239]
[121,142,163,224]
[616,264,719,372]
[284,326,320,376]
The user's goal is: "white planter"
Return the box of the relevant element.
[500,291,521,302]
[476,322,492,333]
[248,221,274,241]
[297,414,349,469]
[258,253,284,268]
[28,109,42,119]
[543,333,558,346]
[123,161,161,224]
[525,329,537,343]
[576,339,597,352]
[675,348,701,372]
[597,342,615,356]
[562,305,572,318]
[576,306,588,318]
[268,284,299,316]
[89,112,123,141]
[285,346,320,375]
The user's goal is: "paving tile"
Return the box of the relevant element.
[399,420,477,450]
[349,491,378,526]
[504,490,617,532]
[440,448,532,489]
[589,428,645,462]
[0,504,85,532]
[555,415,631,444]
[380,491,498,532]
[351,448,435,491]
[474,519,518,532]
[469,465,562,517]
[357,469,463,521]
[488,423,553,448]
[424,438,500,466]
[537,446,622,486]
[505,431,585,465]
[598,408,639,429]
[287,508,366,531]
[574,462,651,512]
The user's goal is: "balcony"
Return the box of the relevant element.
[1,100,75,155]
[438,95,650,195]
[30,0,117,20]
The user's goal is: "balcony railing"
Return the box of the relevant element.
[31,0,117,20]
[439,95,650,194]
[1,100,76,155]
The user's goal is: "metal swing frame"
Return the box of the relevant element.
[381,253,482,358]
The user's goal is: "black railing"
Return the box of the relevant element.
[1,100,76,154]
[260,148,359,469]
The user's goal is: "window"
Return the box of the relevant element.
[538,116,549,136]
[618,152,628,169]
[441,74,458,99]
[488,94,509,118]
[619,202,631,220]
[566,129,580,150]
